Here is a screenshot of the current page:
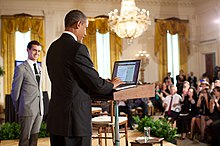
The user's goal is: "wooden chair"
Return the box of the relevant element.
[92,106,102,117]
[92,100,128,146]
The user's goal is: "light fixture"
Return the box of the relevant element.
[108,0,151,43]
[135,50,149,83]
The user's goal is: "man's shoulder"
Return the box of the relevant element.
[15,61,27,68]
[174,93,181,98]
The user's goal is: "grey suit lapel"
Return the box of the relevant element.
[23,61,38,85]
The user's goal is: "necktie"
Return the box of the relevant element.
[168,96,173,115]
[33,63,40,86]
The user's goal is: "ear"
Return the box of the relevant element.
[76,21,81,29]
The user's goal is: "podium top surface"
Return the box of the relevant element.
[91,84,155,101]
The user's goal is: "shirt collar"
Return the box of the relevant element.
[63,31,77,41]
[27,59,37,66]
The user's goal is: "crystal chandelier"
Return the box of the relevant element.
[108,0,151,43]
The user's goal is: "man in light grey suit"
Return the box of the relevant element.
[11,40,44,146]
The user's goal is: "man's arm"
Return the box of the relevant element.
[11,66,23,112]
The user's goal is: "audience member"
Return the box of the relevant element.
[176,87,197,140]
[210,86,220,146]
[150,83,164,114]
[197,79,210,93]
[133,98,148,117]
[213,66,220,82]
[196,88,211,142]
[161,82,170,97]
[207,86,220,125]
[163,85,182,121]
[118,100,135,130]
[201,72,209,83]
[164,72,174,84]
[188,71,197,89]
[187,87,199,140]
[215,80,220,87]
[181,81,190,96]
[176,69,186,95]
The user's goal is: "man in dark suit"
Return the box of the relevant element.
[11,40,44,146]
[187,71,197,89]
[176,69,186,94]
[163,72,174,84]
[46,10,123,146]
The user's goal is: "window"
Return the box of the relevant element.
[167,31,180,85]
[15,31,31,61]
[96,32,111,79]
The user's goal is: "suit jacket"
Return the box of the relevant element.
[11,61,44,117]
[46,33,113,137]
[188,76,197,88]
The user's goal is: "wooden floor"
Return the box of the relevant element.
[0,129,209,146]
[0,112,210,146]
[1,130,171,146]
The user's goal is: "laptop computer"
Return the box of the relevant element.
[112,60,141,91]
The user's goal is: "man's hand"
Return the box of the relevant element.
[110,77,125,89]
[163,103,168,108]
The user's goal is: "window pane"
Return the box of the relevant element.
[167,32,180,85]
[15,31,31,61]
[96,32,111,79]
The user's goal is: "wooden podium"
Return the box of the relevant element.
[96,84,155,146]
[113,84,155,100]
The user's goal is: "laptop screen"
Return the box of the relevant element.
[112,60,140,85]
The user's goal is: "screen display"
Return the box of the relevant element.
[112,60,140,85]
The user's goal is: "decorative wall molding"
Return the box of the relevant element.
[71,0,195,7]
[199,39,217,45]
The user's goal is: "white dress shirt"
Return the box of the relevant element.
[163,93,182,112]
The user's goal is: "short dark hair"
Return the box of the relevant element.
[64,10,87,28]
[214,86,220,92]
[27,40,41,50]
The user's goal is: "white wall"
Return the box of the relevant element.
[189,0,220,80]
[0,0,199,104]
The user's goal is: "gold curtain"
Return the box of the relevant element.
[83,16,122,72]
[110,32,122,71]
[1,14,45,95]
[31,18,45,62]
[83,18,97,69]
[154,18,189,82]
[1,18,16,95]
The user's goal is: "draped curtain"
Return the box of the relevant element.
[1,14,45,95]
[154,18,189,82]
[83,16,122,72]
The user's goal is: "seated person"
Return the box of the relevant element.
[99,100,135,130]
[150,83,165,115]
[176,87,197,140]
[133,98,148,118]
[163,85,182,121]
[207,86,220,145]
[118,100,135,130]
[196,87,211,142]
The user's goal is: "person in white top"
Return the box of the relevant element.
[163,85,182,120]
